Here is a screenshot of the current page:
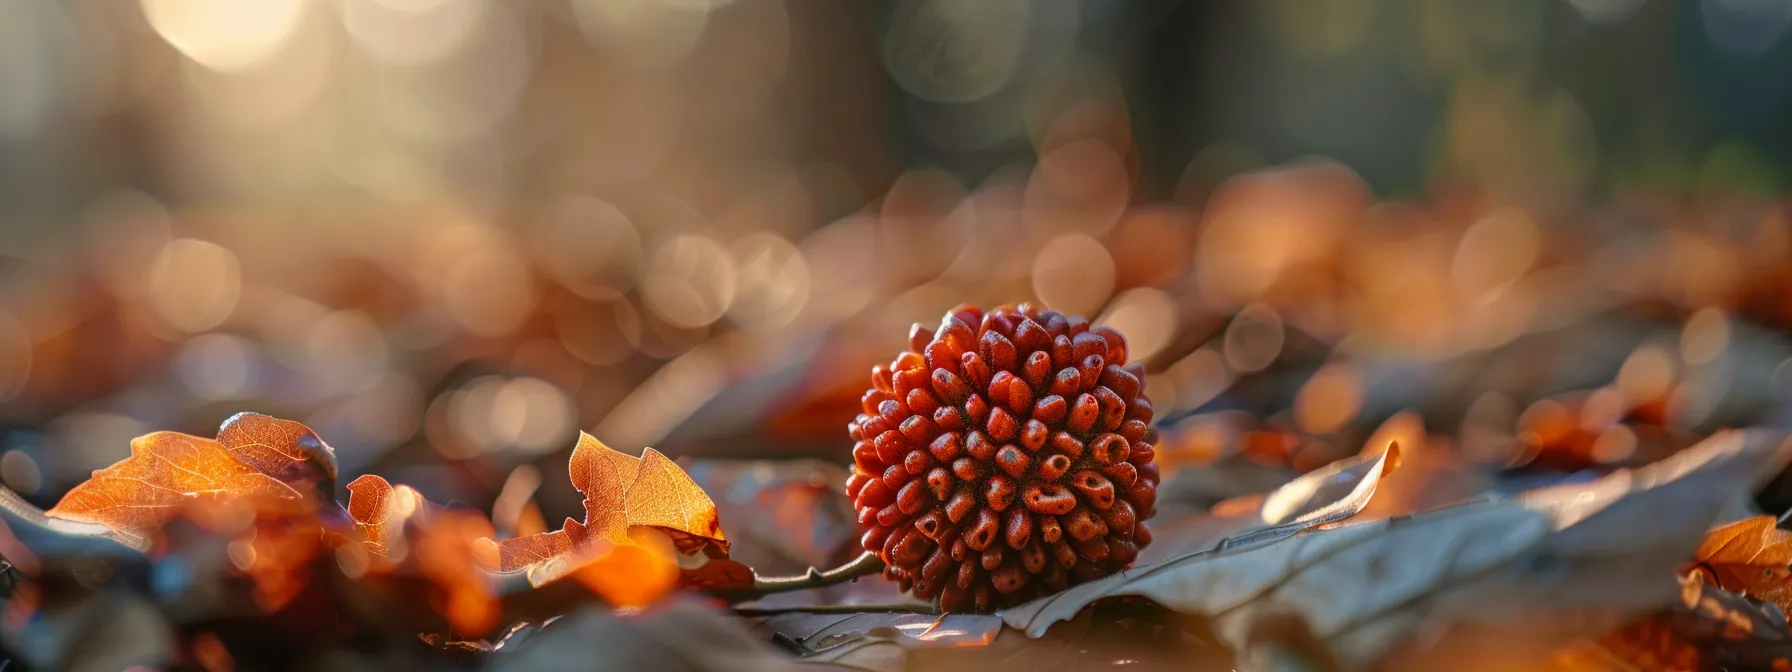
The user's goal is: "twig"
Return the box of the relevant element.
[732,603,937,616]
[715,551,886,602]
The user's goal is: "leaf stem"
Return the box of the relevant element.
[732,602,936,616]
[715,551,886,602]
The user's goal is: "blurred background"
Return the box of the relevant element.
[4,0,1792,560]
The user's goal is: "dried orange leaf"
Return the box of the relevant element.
[478,434,736,602]
[346,474,422,557]
[46,431,303,547]
[215,412,338,496]
[481,433,639,576]
[569,433,636,545]
[1692,515,1792,614]
[481,518,601,585]
[626,448,724,543]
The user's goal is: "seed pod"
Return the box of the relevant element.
[1078,357,1105,393]
[1088,434,1128,466]
[945,488,978,523]
[1071,332,1108,364]
[1022,351,1052,391]
[1005,506,1033,549]
[961,351,991,390]
[909,323,934,354]
[1050,432,1084,461]
[995,445,1030,479]
[1050,335,1074,370]
[899,415,936,445]
[876,503,906,527]
[1096,499,1137,538]
[1127,397,1153,423]
[846,473,871,499]
[925,341,960,377]
[853,441,880,473]
[930,432,964,462]
[1099,365,1139,402]
[951,457,982,482]
[914,507,948,540]
[1013,318,1049,353]
[1093,386,1126,432]
[858,478,893,509]
[1092,326,1126,364]
[987,407,1019,443]
[850,305,1158,611]
[982,330,1017,372]
[965,432,996,461]
[924,545,954,580]
[1068,470,1116,510]
[873,366,896,394]
[932,369,971,405]
[991,562,1030,594]
[1068,394,1100,435]
[1022,483,1076,515]
[1020,420,1049,452]
[897,479,930,515]
[1037,454,1072,482]
[905,449,935,475]
[894,527,933,566]
[980,546,1004,571]
[926,467,955,500]
[1052,539,1078,568]
[1051,368,1081,398]
[1020,540,1047,573]
[965,507,1000,551]
[882,464,910,491]
[985,474,1017,512]
[1101,462,1138,488]
[1063,507,1109,542]
[964,394,991,427]
[864,388,894,415]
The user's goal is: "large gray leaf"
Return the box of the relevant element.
[750,611,1004,671]
[488,600,824,672]
[1001,430,1790,670]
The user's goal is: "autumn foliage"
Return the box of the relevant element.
[46,413,332,548]
[473,433,749,605]
[32,412,750,637]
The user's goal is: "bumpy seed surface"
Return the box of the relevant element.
[847,303,1160,612]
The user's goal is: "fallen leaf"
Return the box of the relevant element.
[1260,439,1400,526]
[1562,575,1792,672]
[490,600,802,672]
[342,474,502,635]
[476,433,744,605]
[1137,441,1401,565]
[752,604,1234,672]
[1338,411,1498,524]
[626,448,727,551]
[214,412,339,498]
[1689,515,1792,615]
[754,611,1003,654]
[345,474,423,558]
[1000,430,1790,669]
[45,431,303,548]
[0,486,138,569]
[569,433,638,546]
